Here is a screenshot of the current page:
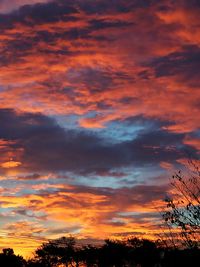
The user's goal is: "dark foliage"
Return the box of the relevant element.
[1,237,200,267]
[0,248,26,267]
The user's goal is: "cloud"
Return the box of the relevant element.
[0,181,169,241]
[0,0,200,257]
[0,109,197,175]
[0,0,199,135]
[148,45,200,87]
[0,108,127,173]
[0,0,51,14]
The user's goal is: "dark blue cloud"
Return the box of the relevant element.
[0,109,197,174]
[148,45,200,87]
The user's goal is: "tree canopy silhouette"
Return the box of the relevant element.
[1,236,200,267]
[0,248,25,267]
[163,160,200,248]
[33,236,76,267]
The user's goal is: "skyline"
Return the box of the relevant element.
[0,0,200,257]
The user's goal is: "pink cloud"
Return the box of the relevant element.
[0,0,50,13]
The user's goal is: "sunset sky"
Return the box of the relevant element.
[0,0,200,257]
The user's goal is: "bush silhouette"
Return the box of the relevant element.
[0,248,25,267]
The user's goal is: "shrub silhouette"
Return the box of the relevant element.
[0,248,25,267]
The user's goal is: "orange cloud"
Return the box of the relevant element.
[0,1,199,135]
[0,0,199,257]
[1,160,22,169]
[0,181,168,256]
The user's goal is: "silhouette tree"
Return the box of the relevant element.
[2,238,199,267]
[33,236,76,267]
[163,161,200,248]
[78,244,99,267]
[127,238,159,267]
[0,248,25,267]
[98,239,129,267]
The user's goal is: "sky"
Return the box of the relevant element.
[0,0,200,257]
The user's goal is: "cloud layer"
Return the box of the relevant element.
[0,0,199,256]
